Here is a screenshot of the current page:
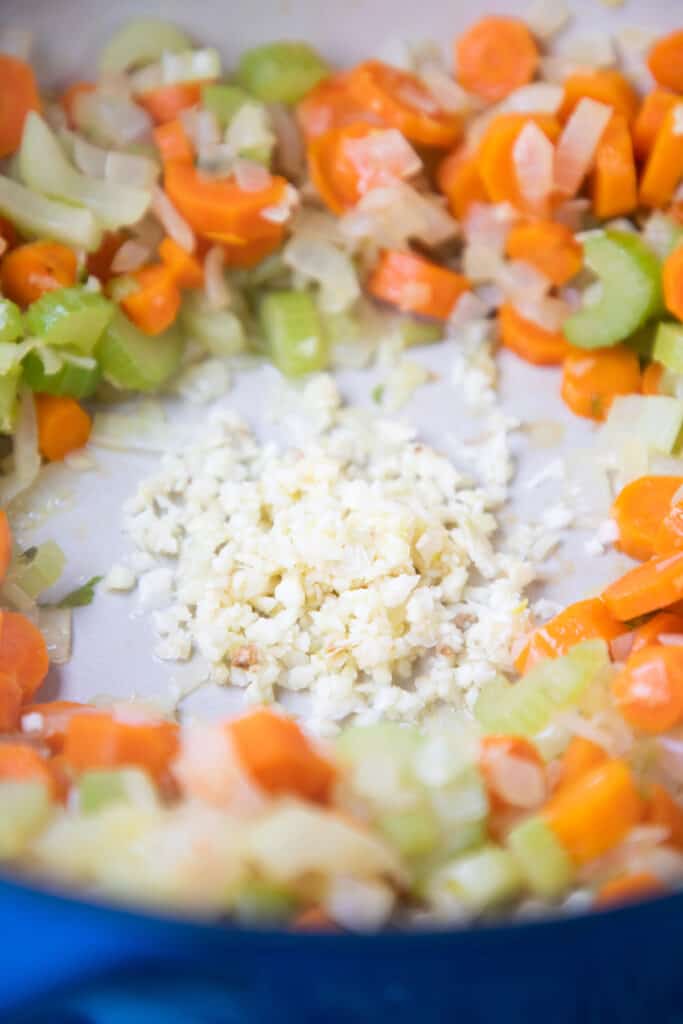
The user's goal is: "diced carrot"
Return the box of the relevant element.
[648,31,683,93]
[0,612,49,701]
[477,114,561,212]
[656,497,683,555]
[86,231,126,284]
[120,265,181,336]
[158,236,203,289]
[479,734,545,812]
[663,244,683,322]
[367,249,470,321]
[297,72,381,140]
[292,907,341,932]
[35,394,92,463]
[543,760,642,866]
[515,597,626,675]
[21,700,93,754]
[455,16,539,103]
[640,105,683,209]
[153,119,195,165]
[59,81,95,129]
[307,121,386,215]
[559,70,639,124]
[137,81,207,125]
[611,476,683,562]
[642,361,664,396]
[555,736,607,793]
[498,303,571,366]
[612,644,683,733]
[0,743,57,798]
[633,89,679,162]
[218,227,285,268]
[1,241,78,307]
[0,55,41,159]
[596,872,664,908]
[0,509,12,585]
[228,708,335,804]
[63,711,179,782]
[561,346,641,421]
[630,612,683,653]
[436,147,488,222]
[346,60,462,148]
[645,783,683,850]
[0,672,22,732]
[603,552,683,622]
[505,220,582,287]
[590,114,638,220]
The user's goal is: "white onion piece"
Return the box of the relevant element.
[513,121,555,215]
[284,236,360,314]
[446,291,490,336]
[203,246,230,312]
[340,182,457,249]
[38,607,72,665]
[72,133,108,177]
[0,390,40,506]
[514,296,571,333]
[226,102,275,156]
[151,185,195,252]
[554,98,612,196]
[657,737,683,785]
[525,0,571,39]
[74,90,152,147]
[344,129,421,192]
[268,102,306,182]
[501,82,565,116]
[105,151,159,188]
[234,157,272,193]
[111,239,151,274]
[421,69,472,114]
[497,259,551,304]
[0,27,33,60]
[485,749,547,809]
[610,631,634,663]
[538,55,583,85]
[558,32,616,69]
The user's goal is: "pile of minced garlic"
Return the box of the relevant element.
[123,372,533,734]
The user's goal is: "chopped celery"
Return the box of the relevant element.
[0,368,21,433]
[78,769,158,814]
[398,316,443,347]
[201,83,253,128]
[0,780,52,858]
[601,394,683,454]
[435,844,523,911]
[237,41,330,105]
[654,322,683,373]
[99,18,192,73]
[233,880,298,923]
[97,310,184,392]
[26,287,115,354]
[564,232,663,349]
[507,815,574,899]
[19,114,152,231]
[337,724,424,809]
[337,723,422,766]
[6,540,65,599]
[0,174,101,252]
[0,299,23,344]
[180,293,246,357]
[22,349,102,399]
[260,290,328,376]
[475,640,609,737]
[378,805,441,860]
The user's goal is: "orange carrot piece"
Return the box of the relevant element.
[612,644,683,733]
[478,114,561,212]
[515,597,626,675]
[611,476,683,562]
[307,121,384,214]
[559,70,639,124]
[59,81,95,129]
[640,105,683,209]
[120,265,181,336]
[479,734,545,811]
[505,221,583,287]
[656,496,683,555]
[498,303,570,366]
[346,60,462,148]
[603,552,683,621]
[633,89,679,162]
[645,782,683,850]
[137,81,207,125]
[35,394,92,463]
[0,509,12,585]
[367,249,470,321]
[292,907,341,932]
[0,241,78,307]
[555,736,607,793]
[642,361,664,396]
[455,16,539,103]
[158,236,203,289]
[0,55,41,159]
[0,743,57,798]
[561,346,641,421]
[436,148,488,222]
[86,231,126,284]
[218,227,285,268]
[648,31,683,93]
[63,712,179,782]
[543,760,642,866]
[590,114,638,220]
[229,708,335,804]
[630,612,683,653]
[0,612,49,701]
[153,119,195,165]
[0,672,22,732]
[21,700,94,754]
[663,244,683,321]
[596,872,664,908]
[297,72,381,140]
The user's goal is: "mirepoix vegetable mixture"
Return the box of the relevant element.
[3,9,683,930]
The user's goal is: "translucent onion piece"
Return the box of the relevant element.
[344,129,421,192]
[37,607,72,665]
[151,185,195,252]
[203,246,230,312]
[111,239,151,274]
[554,98,612,196]
[513,121,555,214]
[284,236,360,314]
[0,389,40,506]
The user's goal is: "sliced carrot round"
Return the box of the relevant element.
[297,72,381,140]
[0,672,22,733]
[561,346,641,421]
[1,241,78,307]
[0,612,49,700]
[591,114,638,220]
[633,89,678,162]
[656,497,683,555]
[645,782,683,850]
[0,55,42,159]
[515,597,626,674]
[648,30,683,93]
[639,105,683,209]
[138,81,208,124]
[554,736,607,793]
[603,551,683,622]
[63,712,179,782]
[631,612,683,653]
[612,476,683,562]
[596,872,664,908]
[36,394,92,463]
[478,114,561,212]
[368,249,470,321]
[120,265,181,336]
[455,16,539,103]
[21,700,94,754]
[505,221,583,287]
[663,244,683,321]
[612,644,683,733]
[217,227,285,268]
[559,70,639,124]
[498,303,570,366]
[436,147,488,223]
[153,119,195,165]
[307,121,385,214]
[0,743,57,798]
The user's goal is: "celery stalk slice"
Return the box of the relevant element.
[237,42,330,105]
[99,19,192,74]
[260,290,328,376]
[26,287,115,354]
[0,174,101,252]
[97,310,184,392]
[654,323,683,374]
[508,815,574,898]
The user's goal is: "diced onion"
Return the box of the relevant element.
[512,121,555,213]
[111,240,152,273]
[233,157,272,193]
[554,98,612,196]
[497,259,551,304]
[485,749,547,809]
[344,129,422,192]
[204,246,230,311]
[0,389,40,506]
[151,185,195,252]
[420,69,472,114]
[340,182,458,249]
[284,235,360,314]
[37,607,72,665]
[130,47,222,94]
[525,0,571,39]
[226,102,275,157]
[74,90,152,148]
[514,296,571,332]
[558,32,616,69]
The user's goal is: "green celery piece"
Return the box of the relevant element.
[22,349,102,399]
[237,42,330,105]
[97,310,184,392]
[201,83,253,128]
[57,575,103,609]
[398,316,443,347]
[260,290,328,376]
[79,768,157,814]
[436,844,523,911]
[99,19,192,73]
[0,299,23,344]
[564,231,663,350]
[233,880,298,923]
[180,293,246,357]
[378,804,441,860]
[0,174,101,252]
[507,815,574,899]
[336,722,422,766]
[603,394,683,454]
[654,322,683,373]
[26,287,115,354]
[0,368,21,433]
[7,540,65,599]
[0,780,52,858]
